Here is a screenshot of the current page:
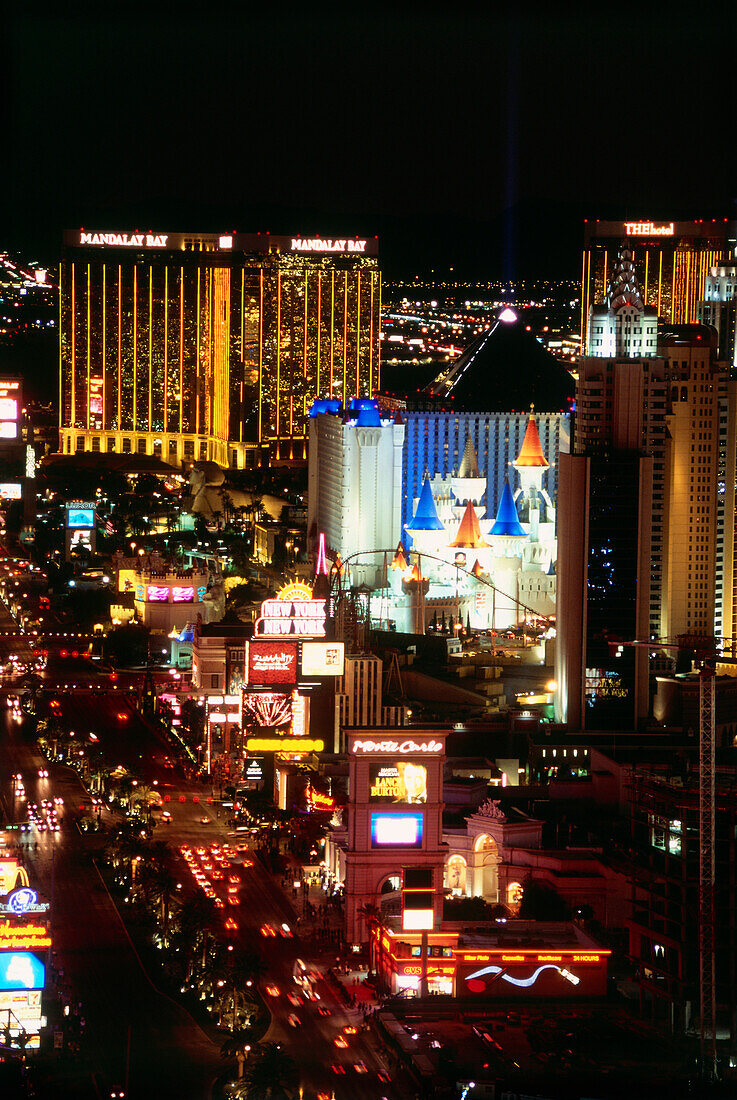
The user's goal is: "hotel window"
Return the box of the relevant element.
[137,438,147,455]
[184,440,194,457]
[108,438,116,452]
[168,440,177,457]
[76,436,84,451]
[91,437,100,452]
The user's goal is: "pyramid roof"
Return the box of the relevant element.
[406,478,445,532]
[514,413,549,468]
[421,312,575,412]
[458,437,481,478]
[489,482,527,538]
[449,501,489,548]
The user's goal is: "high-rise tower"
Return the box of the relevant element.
[558,247,725,730]
[580,218,736,353]
[59,231,380,466]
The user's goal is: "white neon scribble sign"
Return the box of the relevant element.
[465,963,579,988]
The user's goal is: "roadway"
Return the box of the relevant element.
[1,684,396,1099]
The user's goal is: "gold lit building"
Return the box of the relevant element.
[580,219,736,352]
[59,231,380,466]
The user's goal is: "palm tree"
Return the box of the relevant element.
[357,902,387,990]
[176,893,218,980]
[233,1042,298,1099]
[141,861,178,940]
[209,946,264,1031]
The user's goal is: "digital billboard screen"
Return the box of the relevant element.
[369,763,427,804]
[370,811,423,848]
[0,483,22,500]
[0,952,45,992]
[300,641,345,677]
[247,640,298,685]
[67,508,95,529]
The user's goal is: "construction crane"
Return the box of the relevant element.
[615,636,717,1078]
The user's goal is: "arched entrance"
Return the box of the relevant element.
[474,834,499,902]
[446,855,467,895]
[378,873,402,917]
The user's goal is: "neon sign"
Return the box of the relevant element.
[0,922,52,951]
[0,889,48,916]
[352,739,443,755]
[291,691,306,736]
[246,737,324,754]
[172,585,194,602]
[291,238,367,253]
[255,582,326,638]
[465,963,566,989]
[623,221,674,237]
[80,232,169,248]
[147,585,169,602]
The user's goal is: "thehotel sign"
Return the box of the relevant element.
[623,222,674,237]
[79,232,169,247]
[291,238,367,253]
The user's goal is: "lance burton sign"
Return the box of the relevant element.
[291,238,367,253]
[623,221,674,237]
[79,232,169,247]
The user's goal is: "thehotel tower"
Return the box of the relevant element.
[580,218,736,353]
[557,246,725,730]
[59,231,380,466]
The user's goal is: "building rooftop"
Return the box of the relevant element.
[422,311,575,413]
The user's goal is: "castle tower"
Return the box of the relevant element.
[513,409,553,542]
[451,437,487,511]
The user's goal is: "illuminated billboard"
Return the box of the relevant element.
[0,380,20,441]
[0,951,45,991]
[457,948,609,998]
[172,585,195,602]
[370,812,423,848]
[0,483,22,500]
[247,640,298,685]
[301,641,344,677]
[255,582,326,638]
[369,763,427,804]
[246,737,324,754]
[242,692,292,728]
[66,506,95,529]
[147,585,169,602]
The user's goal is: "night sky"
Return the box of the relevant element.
[4,9,737,280]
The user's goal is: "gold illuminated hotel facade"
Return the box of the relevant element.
[580,218,737,352]
[59,231,380,466]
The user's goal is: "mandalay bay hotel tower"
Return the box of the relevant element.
[59,231,381,466]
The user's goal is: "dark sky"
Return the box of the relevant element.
[4,9,736,280]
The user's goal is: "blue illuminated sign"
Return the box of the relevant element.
[370,811,423,848]
[0,952,45,991]
[67,508,95,529]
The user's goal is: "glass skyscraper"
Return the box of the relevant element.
[59,231,380,465]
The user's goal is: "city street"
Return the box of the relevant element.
[0,688,396,1099]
